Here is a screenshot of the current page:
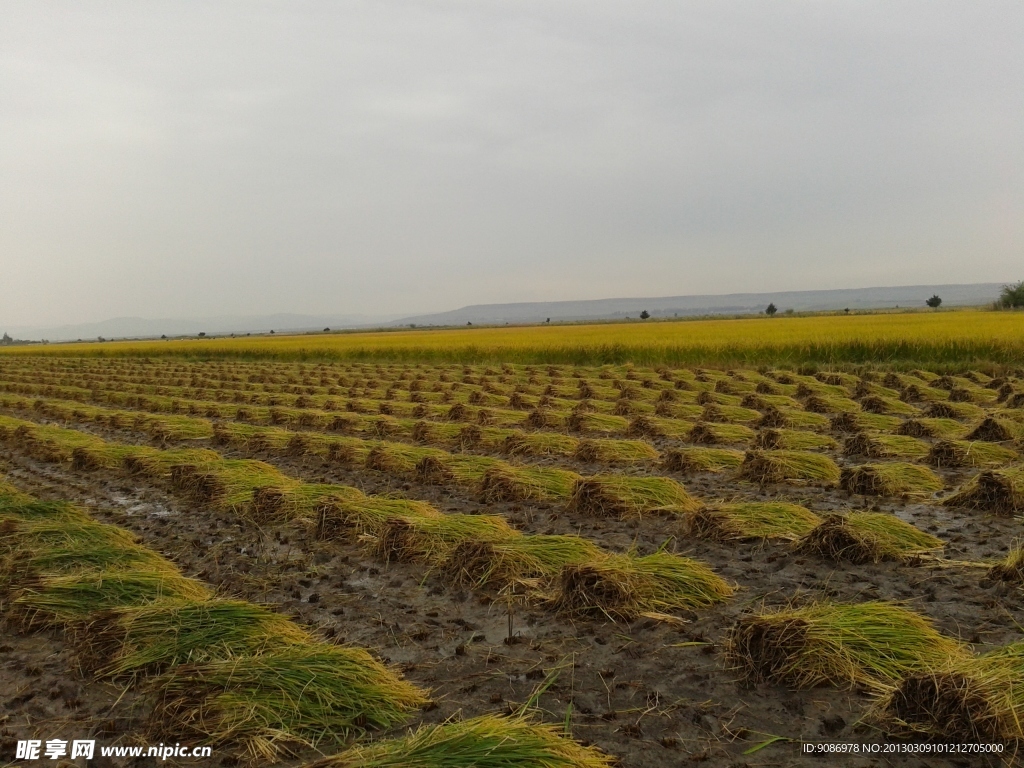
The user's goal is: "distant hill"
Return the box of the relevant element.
[390,283,1005,327]
[2,313,403,342]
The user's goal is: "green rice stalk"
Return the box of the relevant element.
[840,463,944,497]
[797,513,943,563]
[687,502,820,541]
[726,601,965,690]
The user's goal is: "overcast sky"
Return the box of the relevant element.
[2,1,1022,326]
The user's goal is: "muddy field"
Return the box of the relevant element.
[2,360,1023,768]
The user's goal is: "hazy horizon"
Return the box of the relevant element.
[3,2,1022,327]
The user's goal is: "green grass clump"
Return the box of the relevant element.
[926,440,1019,469]
[687,502,821,541]
[943,468,1024,515]
[843,433,930,461]
[443,534,604,589]
[555,551,733,620]
[479,465,581,503]
[87,599,312,678]
[303,713,614,768]
[797,513,943,563]
[566,475,700,518]
[726,602,964,690]
[754,428,838,451]
[873,641,1024,742]
[150,644,428,759]
[840,463,944,497]
[895,418,969,440]
[740,450,841,485]
[661,447,744,474]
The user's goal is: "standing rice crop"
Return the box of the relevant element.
[725,602,964,690]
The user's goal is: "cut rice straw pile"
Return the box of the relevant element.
[740,450,841,486]
[661,447,744,474]
[726,601,965,690]
[943,468,1024,515]
[686,502,821,541]
[840,463,944,497]
[797,513,943,564]
[566,475,700,518]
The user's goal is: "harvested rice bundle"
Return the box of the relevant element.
[700,404,762,424]
[503,432,578,457]
[662,447,744,474]
[754,428,838,451]
[923,401,987,421]
[797,513,943,563]
[899,384,949,403]
[830,412,902,434]
[687,502,820,541]
[250,483,363,523]
[365,444,447,476]
[170,459,294,513]
[803,394,861,414]
[873,641,1024,742]
[860,395,920,416]
[12,570,210,627]
[726,602,963,689]
[302,713,613,768]
[740,450,841,486]
[988,541,1024,583]
[443,534,603,588]
[150,644,428,759]
[626,415,693,439]
[840,463,944,497]
[567,412,629,436]
[213,422,294,452]
[367,513,514,564]
[524,407,568,430]
[86,599,311,678]
[567,475,700,518]
[757,406,830,431]
[696,390,742,406]
[316,495,442,540]
[943,468,1024,515]
[689,421,755,445]
[574,438,659,464]
[741,393,801,410]
[554,551,732,620]
[410,420,465,446]
[966,417,1024,443]
[895,418,968,440]
[926,440,1019,469]
[416,454,497,488]
[478,465,581,503]
[947,385,998,405]
[843,433,930,461]
[815,371,859,388]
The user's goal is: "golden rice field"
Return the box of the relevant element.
[1,344,1024,767]
[6,309,1024,367]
